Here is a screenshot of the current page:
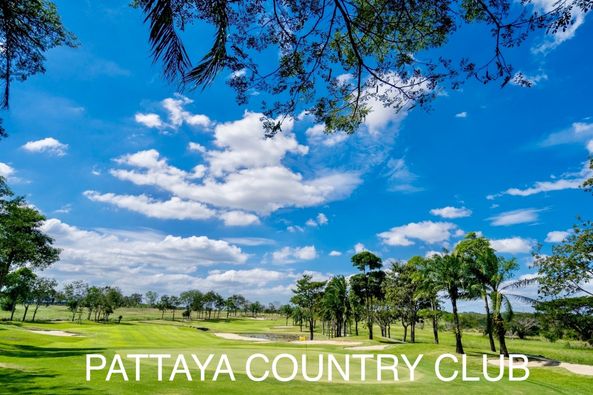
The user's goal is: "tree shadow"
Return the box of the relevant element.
[0,368,94,394]
[0,343,105,358]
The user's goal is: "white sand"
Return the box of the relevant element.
[29,330,79,337]
[273,325,295,329]
[214,333,270,342]
[291,340,363,346]
[488,357,593,376]
[344,345,391,351]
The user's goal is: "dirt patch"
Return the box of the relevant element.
[344,345,391,351]
[291,340,363,346]
[488,357,593,376]
[214,333,270,342]
[28,329,80,337]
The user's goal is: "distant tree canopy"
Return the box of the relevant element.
[535,296,593,345]
[136,0,592,135]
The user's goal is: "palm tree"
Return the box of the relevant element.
[478,256,537,356]
[429,251,468,354]
[351,251,383,340]
[322,276,349,337]
[413,256,442,344]
[455,232,498,352]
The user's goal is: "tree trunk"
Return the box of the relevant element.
[355,320,359,336]
[22,304,29,321]
[483,293,496,352]
[403,324,408,342]
[10,304,16,321]
[309,318,314,340]
[494,313,509,357]
[32,304,40,322]
[451,293,465,354]
[432,313,439,344]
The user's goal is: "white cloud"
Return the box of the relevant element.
[84,191,215,220]
[287,225,304,233]
[329,250,342,257]
[490,163,591,198]
[532,0,588,54]
[540,122,593,148]
[305,212,329,227]
[42,218,248,271]
[188,142,207,154]
[135,95,213,131]
[206,268,283,286]
[223,237,275,246]
[220,211,260,226]
[455,112,467,118]
[545,230,570,243]
[587,139,593,154]
[425,250,443,258]
[384,157,422,192]
[135,113,163,128]
[272,245,317,264]
[511,71,548,87]
[305,124,349,147]
[490,237,535,254]
[90,111,361,223]
[354,243,366,253]
[378,221,458,246]
[489,208,542,226]
[430,206,472,219]
[22,137,68,156]
[0,162,14,178]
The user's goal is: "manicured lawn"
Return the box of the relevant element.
[0,309,592,394]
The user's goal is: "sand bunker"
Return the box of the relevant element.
[214,333,270,342]
[488,357,593,376]
[291,340,363,346]
[344,345,391,351]
[273,325,295,329]
[28,329,80,337]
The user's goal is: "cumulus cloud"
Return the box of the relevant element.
[41,218,248,271]
[378,221,459,246]
[430,206,472,219]
[354,243,366,253]
[305,124,349,147]
[272,245,317,264]
[489,208,542,226]
[545,230,570,243]
[490,237,535,254]
[89,111,361,224]
[306,212,329,227]
[84,191,215,220]
[455,112,468,118]
[22,137,68,156]
[220,211,260,226]
[134,94,213,131]
[0,162,14,178]
[329,250,342,257]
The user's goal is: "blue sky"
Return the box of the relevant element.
[0,1,592,309]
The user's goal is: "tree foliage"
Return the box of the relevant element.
[534,218,593,297]
[0,177,61,290]
[136,0,592,136]
[535,296,593,345]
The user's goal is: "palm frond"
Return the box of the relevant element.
[504,292,538,306]
[500,275,539,291]
[183,0,229,88]
[142,0,191,81]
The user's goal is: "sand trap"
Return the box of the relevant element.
[488,357,593,376]
[273,325,295,329]
[344,345,391,351]
[28,329,79,337]
[291,340,363,346]
[214,333,270,342]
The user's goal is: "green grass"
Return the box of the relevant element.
[1,307,592,394]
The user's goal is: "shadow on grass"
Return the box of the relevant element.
[0,368,92,394]
[0,343,105,358]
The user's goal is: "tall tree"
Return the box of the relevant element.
[455,232,498,352]
[30,277,57,321]
[2,267,35,320]
[413,255,442,344]
[534,219,593,297]
[136,0,590,136]
[291,274,326,340]
[322,275,349,337]
[351,250,383,339]
[429,251,467,354]
[0,177,61,290]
